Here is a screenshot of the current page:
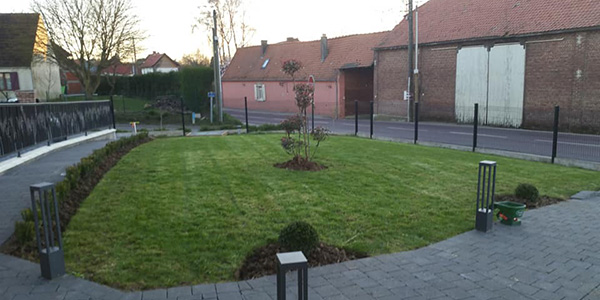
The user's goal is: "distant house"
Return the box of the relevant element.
[101,62,136,77]
[374,0,600,130]
[222,32,388,118]
[139,52,179,74]
[0,13,61,103]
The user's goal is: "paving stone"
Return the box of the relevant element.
[314,285,341,297]
[142,288,167,300]
[167,286,192,298]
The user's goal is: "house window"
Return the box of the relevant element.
[261,59,270,69]
[255,83,266,101]
[0,73,19,91]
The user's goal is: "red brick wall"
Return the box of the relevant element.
[15,90,34,103]
[417,47,457,122]
[375,30,600,131]
[375,49,408,117]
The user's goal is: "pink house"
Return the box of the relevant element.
[222,32,388,118]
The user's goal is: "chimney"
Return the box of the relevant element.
[286,37,298,42]
[261,40,268,57]
[320,34,328,62]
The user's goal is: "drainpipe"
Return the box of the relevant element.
[335,72,339,119]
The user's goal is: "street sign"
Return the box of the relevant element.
[208,91,215,98]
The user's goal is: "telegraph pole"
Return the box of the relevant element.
[212,10,223,122]
[407,0,414,122]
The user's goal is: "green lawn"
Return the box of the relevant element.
[63,135,599,289]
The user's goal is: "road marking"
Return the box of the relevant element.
[450,132,507,139]
[535,140,600,148]
[387,127,428,132]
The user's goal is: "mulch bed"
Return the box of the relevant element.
[0,136,152,260]
[236,242,367,280]
[495,194,566,209]
[274,156,327,171]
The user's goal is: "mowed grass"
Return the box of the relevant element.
[63,135,599,289]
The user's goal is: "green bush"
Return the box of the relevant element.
[278,221,319,256]
[180,66,214,112]
[515,183,539,202]
[15,221,35,246]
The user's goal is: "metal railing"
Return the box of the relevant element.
[0,100,114,157]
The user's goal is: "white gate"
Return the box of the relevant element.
[455,46,488,123]
[455,44,526,127]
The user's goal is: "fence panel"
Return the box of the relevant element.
[0,101,112,157]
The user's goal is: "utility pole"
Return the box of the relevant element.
[414,6,420,106]
[132,37,137,75]
[407,0,414,122]
[212,10,223,122]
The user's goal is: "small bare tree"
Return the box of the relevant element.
[32,0,143,99]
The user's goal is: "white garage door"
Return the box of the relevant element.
[488,44,526,127]
[455,44,526,127]
[455,46,488,123]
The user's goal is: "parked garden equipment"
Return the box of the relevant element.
[495,201,526,226]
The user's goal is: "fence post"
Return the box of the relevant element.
[244,97,249,133]
[551,106,560,164]
[473,103,479,152]
[110,95,116,129]
[370,101,374,139]
[414,102,419,144]
[311,102,315,132]
[180,97,186,137]
[355,100,358,136]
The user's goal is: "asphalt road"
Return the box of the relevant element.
[224,108,600,163]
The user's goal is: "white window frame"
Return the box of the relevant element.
[254,83,266,101]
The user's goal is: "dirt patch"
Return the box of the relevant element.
[274,156,327,171]
[0,135,152,259]
[496,194,566,209]
[236,242,367,280]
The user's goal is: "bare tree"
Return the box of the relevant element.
[196,0,255,64]
[180,50,212,67]
[32,0,143,99]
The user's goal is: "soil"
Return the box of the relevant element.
[235,242,367,280]
[0,135,152,259]
[495,194,566,209]
[274,156,327,171]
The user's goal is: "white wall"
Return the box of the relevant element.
[31,57,62,101]
[0,67,33,100]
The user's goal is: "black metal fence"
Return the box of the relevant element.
[0,101,113,157]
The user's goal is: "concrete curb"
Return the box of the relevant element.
[0,129,117,175]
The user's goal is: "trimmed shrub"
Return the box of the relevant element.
[515,183,540,203]
[14,221,35,246]
[278,221,319,256]
[180,66,214,112]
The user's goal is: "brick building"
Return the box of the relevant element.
[374,0,600,131]
[223,32,387,118]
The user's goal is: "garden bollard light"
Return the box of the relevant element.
[276,251,308,300]
[30,182,65,279]
[476,161,496,232]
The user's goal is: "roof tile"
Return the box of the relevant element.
[223,32,388,81]
[378,0,600,49]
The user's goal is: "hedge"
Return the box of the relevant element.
[97,67,214,113]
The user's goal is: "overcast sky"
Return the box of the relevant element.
[5,0,428,61]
